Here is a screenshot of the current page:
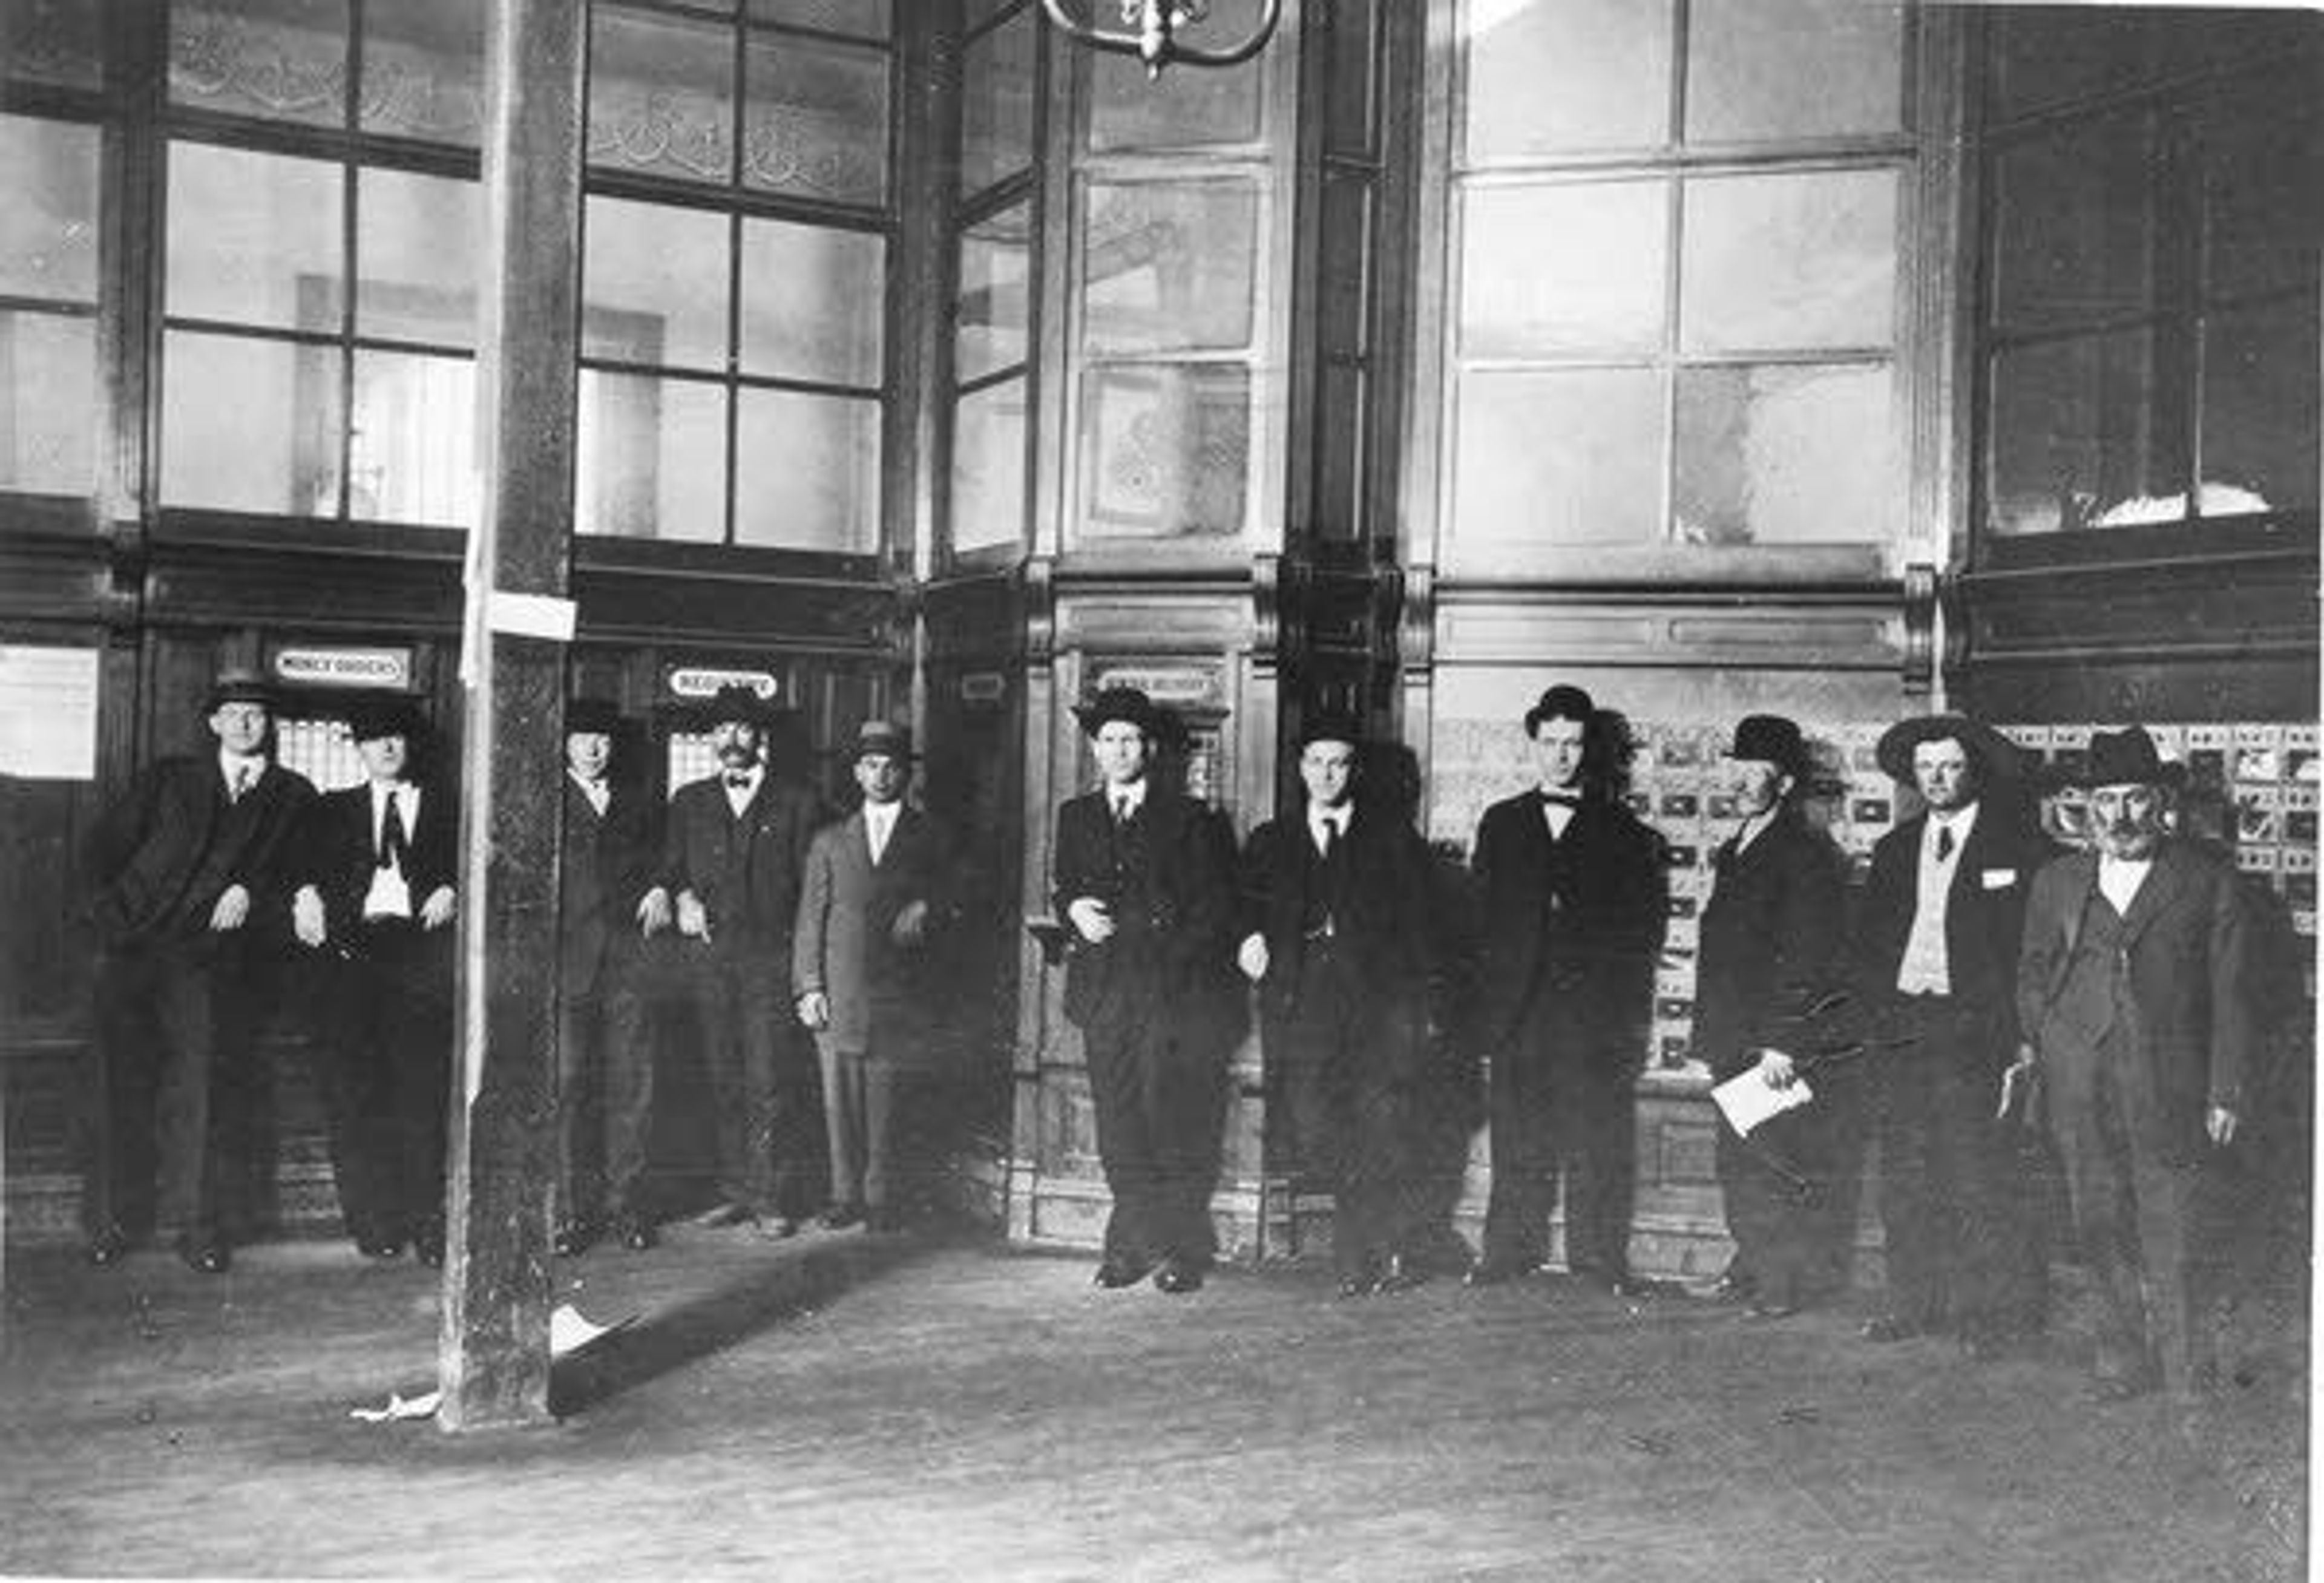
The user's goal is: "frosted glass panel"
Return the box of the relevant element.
[957,206,1032,383]
[1082,183,1259,355]
[1462,180,1667,356]
[1452,369,1663,548]
[589,7,734,183]
[1465,0,1670,159]
[1080,365,1250,539]
[1089,0,1265,150]
[1986,331,2157,536]
[349,350,478,526]
[740,219,884,385]
[360,0,484,145]
[1675,364,1889,545]
[735,388,879,552]
[0,313,97,494]
[171,0,349,128]
[1686,0,1903,143]
[2202,302,2320,516]
[162,331,343,514]
[960,7,1036,196]
[4,0,104,90]
[166,145,343,332]
[576,372,726,542]
[356,169,481,347]
[952,378,1027,552]
[745,33,889,205]
[0,116,99,304]
[1681,169,1897,351]
[583,198,730,371]
[1989,111,2152,331]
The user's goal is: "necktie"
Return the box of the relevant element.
[1936,824,1955,862]
[1317,816,1338,857]
[378,791,410,870]
[726,771,752,789]
[1540,790,1579,807]
[1111,795,1131,826]
[228,763,254,802]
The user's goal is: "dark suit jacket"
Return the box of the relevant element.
[1050,785,1238,1031]
[1239,803,1440,1021]
[2016,839,2257,1158]
[1853,801,2053,1054]
[296,777,460,942]
[1694,810,1848,1082]
[559,776,657,994]
[658,772,821,954]
[793,804,955,1050]
[87,754,315,948]
[1469,792,1666,1057]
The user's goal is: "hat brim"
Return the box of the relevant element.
[1875,716,2026,784]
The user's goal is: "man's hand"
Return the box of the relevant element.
[2208,1106,2239,1146]
[1754,1048,1797,1090]
[637,887,672,936]
[1997,1044,2037,1121]
[796,990,830,1031]
[293,885,328,948]
[419,886,457,931]
[1066,897,1115,944]
[675,890,710,940]
[1236,932,1269,982]
[890,899,930,947]
[209,883,252,932]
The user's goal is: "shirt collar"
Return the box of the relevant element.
[1927,801,1979,846]
[1108,781,1146,814]
[220,749,266,776]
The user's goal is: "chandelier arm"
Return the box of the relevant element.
[1036,0,1282,72]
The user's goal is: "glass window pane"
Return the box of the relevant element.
[740,220,883,385]
[952,376,1026,553]
[166,144,343,333]
[360,0,484,146]
[1082,183,1259,355]
[957,205,1031,384]
[350,350,477,526]
[1462,180,1667,356]
[3,0,103,92]
[583,198,731,372]
[1989,111,2153,331]
[1080,365,1250,539]
[2201,300,2320,517]
[1675,363,1890,545]
[161,330,344,514]
[589,7,735,184]
[1464,0,1670,160]
[747,0,890,37]
[1315,360,1365,543]
[356,169,481,347]
[1089,0,1267,151]
[0,116,100,305]
[1451,368,1663,548]
[1686,0,1903,144]
[960,5,1036,197]
[576,371,727,542]
[2203,100,2323,303]
[745,34,889,205]
[0,312,98,494]
[1681,169,1897,352]
[170,0,349,129]
[1991,5,2153,122]
[735,388,880,552]
[1986,331,2158,536]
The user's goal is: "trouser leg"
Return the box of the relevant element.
[557,983,598,1225]
[821,1042,866,1208]
[859,1052,899,1211]
[151,952,222,1241]
[86,949,162,1238]
[1876,1051,1942,1324]
[1557,1060,1636,1277]
[1083,1016,1157,1265]
[600,972,655,1218]
[1481,1043,1552,1266]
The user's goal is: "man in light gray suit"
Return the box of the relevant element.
[794,721,955,1232]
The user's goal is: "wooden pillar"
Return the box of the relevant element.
[437,0,588,1433]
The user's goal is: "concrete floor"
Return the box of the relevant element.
[0,1225,2305,1581]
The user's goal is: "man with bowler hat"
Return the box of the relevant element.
[1466,684,1667,1292]
[291,692,459,1265]
[2014,725,2259,1403]
[1238,712,1445,1296]
[641,683,822,1235]
[1051,686,1239,1294]
[82,666,316,1273]
[1854,713,2053,1355]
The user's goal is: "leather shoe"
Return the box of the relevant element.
[1153,1260,1206,1295]
[1860,1314,1921,1343]
[1094,1256,1155,1289]
[552,1221,597,1258]
[613,1215,656,1252]
[86,1225,131,1267]
[179,1238,231,1275]
[414,1233,445,1268]
[692,1200,752,1229]
[820,1203,865,1231]
[1372,1254,1426,1295]
[1602,1271,1658,1300]
[1463,1256,1534,1288]
[1745,1299,1801,1320]
[1704,1270,1758,1303]
[356,1236,404,1260]
[1336,1272,1375,1299]
[757,1216,800,1241]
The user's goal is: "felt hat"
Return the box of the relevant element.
[565,698,625,738]
[203,667,277,713]
[1523,684,1595,735]
[2070,725,2185,790]
[854,719,914,761]
[1295,712,1366,752]
[1874,713,2025,785]
[1724,713,1810,779]
[343,692,425,743]
[1072,685,1165,741]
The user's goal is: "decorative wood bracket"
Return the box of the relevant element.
[1901,562,1937,695]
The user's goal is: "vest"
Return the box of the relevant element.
[2049,890,2138,1052]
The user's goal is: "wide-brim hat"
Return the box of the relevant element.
[853,719,913,761]
[1875,713,2026,785]
[203,667,277,713]
[1072,685,1165,741]
[1523,684,1595,735]
[343,692,425,743]
[565,698,625,738]
[1724,713,1810,779]
[2067,725,2187,790]
[698,682,781,728]
[1295,711,1366,752]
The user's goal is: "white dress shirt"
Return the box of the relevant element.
[363,781,418,919]
[218,750,266,802]
[2098,853,2153,914]
[1308,805,1349,856]
[864,799,901,865]
[569,769,609,817]
[721,765,763,817]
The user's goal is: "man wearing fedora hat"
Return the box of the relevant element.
[552,698,661,1256]
[2015,725,2259,1403]
[1694,713,1855,1317]
[81,666,317,1273]
[1465,684,1667,1293]
[1236,712,1445,1296]
[1051,685,1239,1294]
[1852,714,2055,1357]
[642,682,824,1235]
[290,692,460,1264]
[793,719,957,1234]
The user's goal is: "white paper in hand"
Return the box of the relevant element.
[1712,1067,1815,1137]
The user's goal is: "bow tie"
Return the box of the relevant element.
[724,772,754,789]
[1538,790,1580,808]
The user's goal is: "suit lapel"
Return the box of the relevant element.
[2115,844,2187,946]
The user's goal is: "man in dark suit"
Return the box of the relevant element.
[290,693,459,1266]
[1466,684,1666,1292]
[1238,714,1443,1297]
[794,721,955,1234]
[553,698,660,1256]
[1853,715,2052,1356]
[640,683,822,1234]
[82,667,316,1273]
[1052,686,1239,1294]
[1695,714,1854,1319]
[2014,726,2259,1403]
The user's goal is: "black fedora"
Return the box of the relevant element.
[2070,726,2186,790]
[853,719,914,761]
[203,666,277,713]
[1724,713,1810,780]
[344,692,424,743]
[698,682,781,728]
[1072,685,1165,741]
[565,698,625,738]
[1523,684,1595,735]
[1295,711,1366,752]
[1875,713,2024,785]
